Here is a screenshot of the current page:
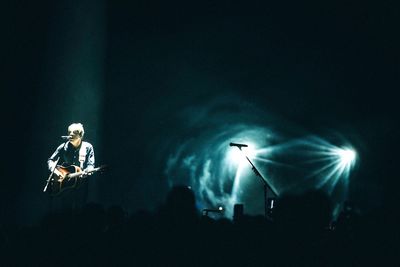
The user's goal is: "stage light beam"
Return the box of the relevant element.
[314,146,357,193]
[227,143,257,164]
[336,148,356,167]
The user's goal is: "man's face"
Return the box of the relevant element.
[68,129,81,141]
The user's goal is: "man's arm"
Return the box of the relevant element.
[84,144,95,171]
[47,144,64,171]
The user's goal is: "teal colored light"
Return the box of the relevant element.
[227,142,257,164]
[335,148,356,168]
[308,144,357,194]
[250,137,357,196]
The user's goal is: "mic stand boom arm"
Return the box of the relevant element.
[236,147,278,218]
[244,155,278,195]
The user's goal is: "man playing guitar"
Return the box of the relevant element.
[45,123,95,209]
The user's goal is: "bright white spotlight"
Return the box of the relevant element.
[333,147,357,168]
[227,143,257,164]
[338,148,356,165]
[301,139,357,194]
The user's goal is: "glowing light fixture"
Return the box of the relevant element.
[309,144,357,193]
[227,142,257,164]
[335,147,356,167]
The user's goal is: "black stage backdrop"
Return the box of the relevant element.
[1,0,399,225]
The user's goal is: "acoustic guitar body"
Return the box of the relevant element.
[44,164,105,196]
[48,165,83,196]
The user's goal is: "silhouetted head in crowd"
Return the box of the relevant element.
[159,185,198,224]
[273,190,332,231]
[166,185,196,212]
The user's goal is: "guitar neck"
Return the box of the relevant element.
[67,166,102,179]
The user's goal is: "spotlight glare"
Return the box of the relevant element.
[335,148,356,167]
[303,140,357,194]
[227,142,257,164]
[242,145,257,159]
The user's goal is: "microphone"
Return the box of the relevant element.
[229,142,248,149]
[202,207,224,216]
[61,135,72,140]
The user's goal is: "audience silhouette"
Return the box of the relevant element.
[1,185,395,266]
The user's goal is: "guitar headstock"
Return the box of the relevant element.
[80,165,108,177]
[93,165,108,173]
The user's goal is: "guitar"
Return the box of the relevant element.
[43,165,106,196]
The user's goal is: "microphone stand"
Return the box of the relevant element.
[235,147,278,218]
[43,157,60,193]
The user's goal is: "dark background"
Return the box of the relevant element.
[1,0,399,225]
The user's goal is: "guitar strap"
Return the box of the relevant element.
[78,143,87,170]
